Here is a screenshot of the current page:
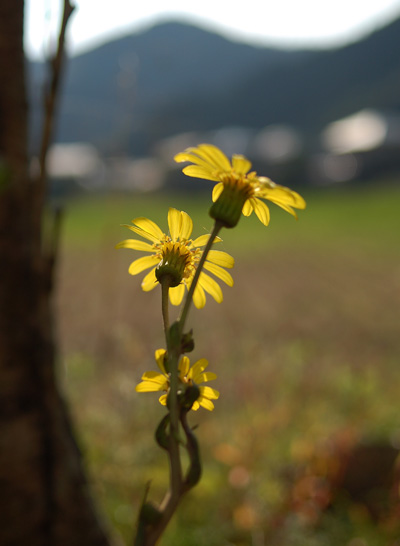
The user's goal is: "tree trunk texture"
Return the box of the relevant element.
[0,3,111,545]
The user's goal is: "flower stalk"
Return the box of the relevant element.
[165,335,182,492]
[134,222,223,545]
[124,143,305,545]
[178,220,223,328]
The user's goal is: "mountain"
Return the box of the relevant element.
[147,18,400,142]
[28,18,400,156]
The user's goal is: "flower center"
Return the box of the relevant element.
[220,172,256,198]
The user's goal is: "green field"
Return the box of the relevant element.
[57,182,400,545]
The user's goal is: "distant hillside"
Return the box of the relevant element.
[147,17,400,141]
[28,18,400,156]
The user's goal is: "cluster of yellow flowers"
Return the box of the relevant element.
[117,144,306,412]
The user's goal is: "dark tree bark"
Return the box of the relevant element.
[0,3,111,545]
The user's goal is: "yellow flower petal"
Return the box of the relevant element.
[123,224,160,243]
[207,250,234,268]
[232,155,252,174]
[141,371,166,383]
[242,199,253,216]
[155,349,167,374]
[115,239,154,251]
[159,394,167,406]
[193,284,206,309]
[199,386,220,400]
[191,401,201,411]
[292,191,307,209]
[180,210,193,240]
[203,262,234,287]
[198,272,223,303]
[270,201,298,218]
[132,217,164,240]
[141,267,157,291]
[212,182,224,202]
[198,397,215,411]
[169,283,185,306]
[189,358,209,379]
[136,380,165,392]
[253,198,270,226]
[179,356,190,377]
[174,151,216,170]
[168,208,182,241]
[129,256,159,275]
[259,184,306,209]
[182,165,219,181]
[194,372,217,383]
[195,144,231,171]
[192,234,221,247]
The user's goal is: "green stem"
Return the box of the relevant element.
[160,280,182,506]
[178,221,222,331]
[166,345,182,490]
[138,222,224,545]
[161,278,170,337]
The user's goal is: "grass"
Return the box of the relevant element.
[60,182,399,253]
[56,182,400,545]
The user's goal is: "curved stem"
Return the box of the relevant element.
[180,410,201,491]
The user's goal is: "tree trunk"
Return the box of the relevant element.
[0,3,111,545]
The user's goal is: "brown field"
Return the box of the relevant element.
[56,185,400,545]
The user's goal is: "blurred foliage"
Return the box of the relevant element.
[57,182,400,545]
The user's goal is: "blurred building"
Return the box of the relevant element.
[45,142,105,196]
[311,109,400,184]
[44,142,165,197]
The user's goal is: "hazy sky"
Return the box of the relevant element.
[25,0,400,60]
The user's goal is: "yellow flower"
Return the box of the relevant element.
[174,143,306,227]
[116,207,234,309]
[136,349,220,411]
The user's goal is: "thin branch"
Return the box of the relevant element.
[33,0,75,242]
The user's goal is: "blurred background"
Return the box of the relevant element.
[25,2,400,544]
